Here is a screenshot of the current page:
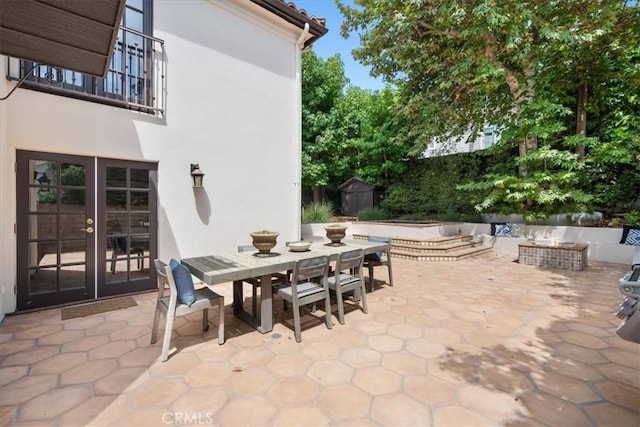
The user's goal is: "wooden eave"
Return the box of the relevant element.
[0,0,126,77]
[249,0,328,47]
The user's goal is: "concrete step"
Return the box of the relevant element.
[391,245,493,262]
[392,240,482,255]
[353,233,492,261]
[353,233,473,246]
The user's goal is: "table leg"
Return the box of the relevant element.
[257,274,273,333]
[232,279,262,330]
[233,280,244,316]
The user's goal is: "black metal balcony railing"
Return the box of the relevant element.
[6,27,165,115]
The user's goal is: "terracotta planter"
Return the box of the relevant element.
[325,224,347,244]
[250,231,279,254]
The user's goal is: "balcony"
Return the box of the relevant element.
[6,26,165,115]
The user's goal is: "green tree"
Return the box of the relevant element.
[352,87,409,185]
[301,51,348,202]
[319,86,408,188]
[301,50,411,206]
[339,0,640,218]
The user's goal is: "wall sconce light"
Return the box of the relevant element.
[190,163,205,188]
[33,171,51,192]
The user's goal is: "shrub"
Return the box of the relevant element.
[357,207,389,221]
[624,210,640,227]
[381,154,484,216]
[302,202,333,223]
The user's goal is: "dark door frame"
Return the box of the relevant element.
[16,151,158,310]
[16,150,96,310]
[97,158,158,297]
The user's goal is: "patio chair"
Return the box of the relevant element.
[328,249,367,324]
[363,236,394,292]
[109,236,144,274]
[151,259,224,362]
[272,255,333,342]
[237,245,288,316]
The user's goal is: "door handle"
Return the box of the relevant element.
[80,227,94,234]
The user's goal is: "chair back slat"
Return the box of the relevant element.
[154,259,169,291]
[295,255,329,282]
[337,249,364,272]
[154,259,178,306]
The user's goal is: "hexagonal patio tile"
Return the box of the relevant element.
[352,366,401,395]
[215,396,276,426]
[301,341,341,361]
[307,360,354,386]
[88,340,136,359]
[353,319,388,335]
[367,334,403,353]
[0,375,58,405]
[60,334,109,352]
[30,352,87,375]
[60,359,118,385]
[341,347,382,368]
[317,384,371,420]
[457,383,524,418]
[406,338,447,359]
[170,386,228,415]
[224,368,276,396]
[94,366,147,395]
[184,361,233,387]
[272,406,330,427]
[18,385,91,422]
[37,329,85,345]
[404,374,457,406]
[518,392,591,426]
[383,352,427,375]
[14,324,62,340]
[371,393,430,426]
[149,352,200,376]
[57,395,117,426]
[433,405,494,427]
[584,402,640,427]
[267,376,319,406]
[267,353,312,377]
[0,366,28,387]
[0,339,35,357]
[130,377,188,408]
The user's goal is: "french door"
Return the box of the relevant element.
[16,151,157,310]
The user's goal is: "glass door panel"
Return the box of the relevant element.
[98,159,157,296]
[16,152,95,310]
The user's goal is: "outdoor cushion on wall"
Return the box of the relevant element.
[169,259,196,306]
[490,222,512,237]
[620,226,640,245]
[623,228,640,246]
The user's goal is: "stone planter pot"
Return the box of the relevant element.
[324,224,347,244]
[250,231,279,254]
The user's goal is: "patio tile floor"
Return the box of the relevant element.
[1,254,639,426]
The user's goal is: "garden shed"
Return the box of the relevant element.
[339,177,378,216]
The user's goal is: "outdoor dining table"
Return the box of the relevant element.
[181,238,388,334]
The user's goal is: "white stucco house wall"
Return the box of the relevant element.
[0,0,327,319]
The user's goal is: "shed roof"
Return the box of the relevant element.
[339,177,376,190]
